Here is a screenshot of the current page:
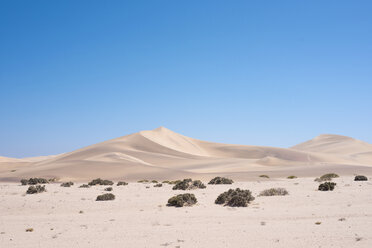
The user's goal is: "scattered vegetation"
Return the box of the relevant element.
[172,179,206,190]
[287,175,297,179]
[96,193,115,201]
[215,188,255,207]
[60,182,74,187]
[167,193,197,207]
[26,185,46,194]
[79,184,90,188]
[259,175,269,178]
[117,181,128,186]
[104,187,113,191]
[208,177,234,185]
[354,175,368,181]
[21,178,49,185]
[259,188,289,196]
[318,182,336,191]
[154,183,163,187]
[88,178,114,186]
[315,173,339,182]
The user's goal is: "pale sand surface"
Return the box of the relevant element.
[1,176,372,247]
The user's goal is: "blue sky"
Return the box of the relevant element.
[1,0,371,158]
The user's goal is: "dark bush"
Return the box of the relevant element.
[96,193,115,201]
[167,193,197,207]
[21,178,49,185]
[354,175,368,181]
[259,188,288,196]
[208,177,234,185]
[215,188,255,207]
[318,182,336,191]
[104,187,113,191]
[154,183,162,187]
[172,179,206,190]
[287,175,297,179]
[117,181,128,186]
[26,185,46,194]
[259,175,269,178]
[60,182,74,187]
[88,178,114,186]
[79,184,90,188]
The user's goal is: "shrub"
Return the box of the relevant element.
[287,176,297,179]
[162,180,170,184]
[208,177,234,185]
[318,182,336,191]
[154,183,163,187]
[259,188,288,196]
[21,178,49,185]
[96,193,115,201]
[25,228,34,232]
[172,179,206,190]
[26,185,46,194]
[151,180,158,183]
[104,187,113,191]
[117,181,128,186]
[88,178,114,186]
[79,184,90,188]
[354,175,368,181]
[215,188,255,207]
[137,179,149,183]
[315,173,339,182]
[259,175,269,178]
[60,182,74,187]
[167,193,197,207]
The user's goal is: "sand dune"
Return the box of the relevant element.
[1,127,372,181]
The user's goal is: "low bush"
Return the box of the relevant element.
[287,176,297,179]
[167,193,197,207]
[137,179,149,183]
[26,185,46,194]
[318,182,336,191]
[21,178,49,185]
[151,180,158,183]
[215,188,255,207]
[79,184,90,188]
[354,175,368,181]
[172,179,206,190]
[259,175,269,178]
[117,181,128,186]
[104,187,113,191]
[96,193,115,201]
[88,178,114,186]
[60,182,74,187]
[154,183,163,187]
[208,177,234,185]
[315,173,339,182]
[259,188,288,196]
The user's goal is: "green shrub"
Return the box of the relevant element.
[287,176,297,179]
[354,175,368,181]
[26,185,46,194]
[162,180,170,184]
[167,193,197,207]
[151,180,158,183]
[137,179,149,183]
[208,177,234,185]
[79,184,90,188]
[172,179,206,190]
[315,173,339,182]
[96,193,115,201]
[117,181,128,186]
[259,175,269,178]
[21,178,49,185]
[215,188,255,207]
[154,183,163,187]
[88,178,114,186]
[259,188,288,196]
[318,182,336,191]
[60,182,74,187]
[104,187,113,191]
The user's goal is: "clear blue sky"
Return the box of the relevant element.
[1,0,371,158]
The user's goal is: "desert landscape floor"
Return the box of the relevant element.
[1,176,372,248]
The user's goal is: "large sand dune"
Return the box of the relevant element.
[1,127,372,181]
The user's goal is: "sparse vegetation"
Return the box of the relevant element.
[172,179,206,190]
[104,187,113,191]
[259,188,289,196]
[21,178,49,185]
[354,175,368,181]
[96,193,115,201]
[287,175,297,179]
[215,188,255,207]
[154,183,163,187]
[167,193,197,207]
[315,173,339,182]
[79,184,90,188]
[259,175,269,178]
[318,182,336,191]
[88,178,114,186]
[151,180,158,183]
[208,177,234,185]
[117,181,128,186]
[26,185,46,194]
[60,182,74,187]
[138,179,149,183]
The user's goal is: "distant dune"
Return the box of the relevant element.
[1,127,372,181]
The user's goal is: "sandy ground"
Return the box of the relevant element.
[1,176,372,248]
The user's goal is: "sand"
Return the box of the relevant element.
[0,176,371,247]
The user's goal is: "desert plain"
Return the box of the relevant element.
[1,127,372,247]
